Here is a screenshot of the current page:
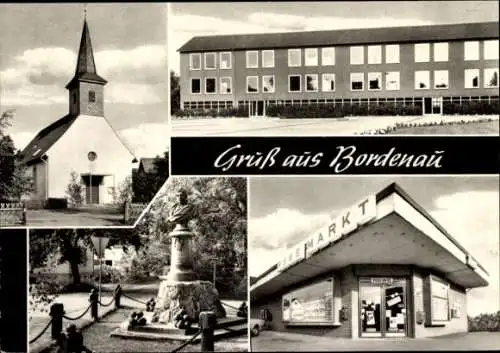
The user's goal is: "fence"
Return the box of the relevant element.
[0,202,26,227]
[123,201,148,225]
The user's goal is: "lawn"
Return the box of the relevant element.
[387,120,499,135]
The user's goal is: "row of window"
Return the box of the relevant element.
[188,40,499,70]
[188,68,499,94]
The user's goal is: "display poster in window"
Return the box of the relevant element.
[282,280,334,323]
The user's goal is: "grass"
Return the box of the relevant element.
[388,120,499,134]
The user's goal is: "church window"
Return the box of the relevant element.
[89,91,96,102]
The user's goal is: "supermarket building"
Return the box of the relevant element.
[178,21,499,117]
[249,183,489,338]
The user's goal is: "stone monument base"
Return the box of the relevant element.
[152,280,226,324]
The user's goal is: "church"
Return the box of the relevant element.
[21,19,137,207]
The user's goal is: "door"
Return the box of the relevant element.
[250,100,266,117]
[424,97,442,115]
[86,184,99,204]
[383,284,407,337]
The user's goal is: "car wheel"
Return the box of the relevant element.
[251,324,260,337]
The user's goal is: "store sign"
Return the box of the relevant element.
[277,195,376,272]
[371,277,394,286]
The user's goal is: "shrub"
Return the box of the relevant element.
[174,107,249,118]
[443,100,500,115]
[468,311,500,332]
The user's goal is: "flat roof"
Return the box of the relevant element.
[179,21,499,53]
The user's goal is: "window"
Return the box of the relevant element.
[434,70,449,89]
[368,45,382,64]
[350,72,364,91]
[220,52,231,69]
[282,279,335,324]
[305,48,318,66]
[191,78,201,94]
[350,46,364,65]
[288,49,301,67]
[321,47,335,66]
[246,76,258,93]
[484,68,499,88]
[415,43,430,62]
[464,69,480,88]
[205,78,216,94]
[464,41,479,61]
[220,77,232,94]
[189,53,201,70]
[246,51,258,68]
[484,40,499,60]
[322,73,335,92]
[305,74,318,91]
[88,91,95,102]
[288,75,301,92]
[385,71,400,90]
[204,52,216,69]
[415,70,430,89]
[368,72,382,90]
[262,75,275,93]
[385,44,400,64]
[434,42,449,62]
[426,275,450,322]
[262,50,275,68]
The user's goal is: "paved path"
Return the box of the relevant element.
[171,115,498,136]
[251,330,500,351]
[26,207,124,227]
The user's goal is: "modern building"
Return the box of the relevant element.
[250,182,489,339]
[178,22,499,117]
[20,19,137,207]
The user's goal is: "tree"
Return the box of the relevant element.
[116,175,133,205]
[0,110,32,201]
[132,151,169,203]
[170,71,180,114]
[65,171,84,207]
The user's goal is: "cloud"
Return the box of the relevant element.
[117,122,169,158]
[1,45,166,106]
[9,131,35,151]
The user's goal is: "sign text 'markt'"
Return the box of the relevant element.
[277,195,376,273]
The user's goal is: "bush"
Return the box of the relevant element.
[468,311,500,332]
[95,265,124,284]
[175,106,249,118]
[443,100,500,115]
[46,198,67,209]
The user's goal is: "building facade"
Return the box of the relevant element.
[178,22,499,117]
[250,183,489,339]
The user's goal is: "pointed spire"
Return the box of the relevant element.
[75,19,97,75]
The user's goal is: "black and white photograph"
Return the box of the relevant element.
[0,3,169,228]
[28,177,248,353]
[248,176,499,351]
[170,1,499,137]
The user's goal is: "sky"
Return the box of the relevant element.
[169,1,499,74]
[0,3,169,158]
[248,176,500,317]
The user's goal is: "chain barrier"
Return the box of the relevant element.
[63,304,92,321]
[98,296,115,307]
[28,318,54,344]
[171,329,202,353]
[220,301,240,311]
[122,292,147,305]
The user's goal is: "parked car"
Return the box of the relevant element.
[250,318,267,337]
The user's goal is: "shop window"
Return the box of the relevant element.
[368,45,382,64]
[484,68,499,88]
[305,48,318,66]
[282,278,337,324]
[464,69,480,89]
[322,73,335,92]
[368,72,382,91]
[305,74,318,92]
[433,42,449,62]
[262,50,275,68]
[220,77,232,94]
[424,275,450,324]
[191,78,201,94]
[464,41,480,61]
[204,52,216,70]
[434,70,449,89]
[350,46,364,65]
[288,49,301,67]
[321,47,335,66]
[219,52,231,69]
[246,76,259,93]
[385,44,400,64]
[386,71,400,90]
[246,51,259,68]
[189,53,201,70]
[415,70,430,89]
[350,72,364,91]
[484,40,499,60]
[262,75,275,93]
[205,78,216,94]
[415,43,430,63]
[288,75,301,92]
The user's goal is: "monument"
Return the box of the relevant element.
[152,189,226,324]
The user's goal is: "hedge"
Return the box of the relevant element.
[468,311,500,332]
[175,106,249,118]
[443,100,500,115]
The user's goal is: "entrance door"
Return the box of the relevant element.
[86,184,99,204]
[359,278,408,338]
[423,97,442,115]
[250,100,266,117]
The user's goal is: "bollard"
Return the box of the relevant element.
[89,288,99,321]
[50,303,65,340]
[114,284,122,309]
[199,311,216,352]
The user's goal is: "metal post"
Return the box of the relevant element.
[199,311,216,352]
[98,253,102,302]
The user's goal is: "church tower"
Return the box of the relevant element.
[66,19,107,116]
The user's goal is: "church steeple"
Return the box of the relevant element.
[66,17,107,117]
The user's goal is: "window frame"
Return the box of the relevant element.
[415,43,430,63]
[385,44,400,64]
[288,74,302,93]
[464,41,480,61]
[88,90,96,102]
[350,72,364,91]
[367,72,382,91]
[484,68,499,88]
[350,46,364,65]
[189,53,201,70]
[434,70,449,90]
[190,78,201,94]
[246,75,259,93]
[367,45,382,64]
[262,75,276,93]
[288,49,302,67]
[433,42,449,62]
[321,47,335,66]
[305,48,319,67]
[385,71,400,91]
[219,76,232,94]
[464,69,480,89]
[219,52,232,70]
[204,77,217,94]
[321,73,336,92]
[305,73,319,92]
[484,40,499,60]
[415,70,430,90]
[246,51,259,69]
[204,52,217,70]
[262,50,275,68]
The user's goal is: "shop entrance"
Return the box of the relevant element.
[423,97,442,115]
[249,100,266,117]
[359,277,408,338]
